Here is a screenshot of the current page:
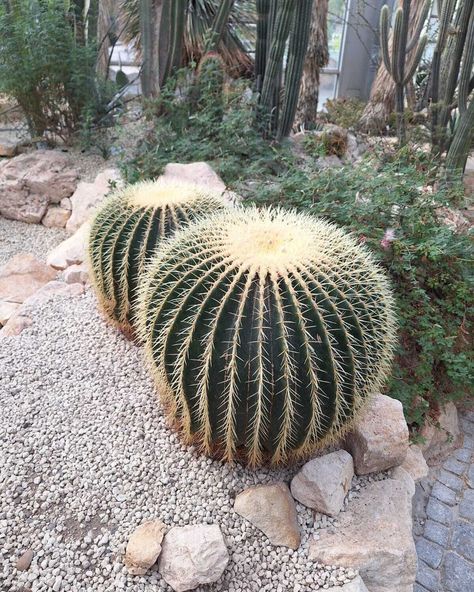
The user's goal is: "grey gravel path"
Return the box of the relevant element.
[0,291,362,592]
[0,217,67,265]
[415,413,474,592]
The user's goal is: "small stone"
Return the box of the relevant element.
[158,524,229,592]
[417,560,440,591]
[344,394,409,475]
[430,481,457,506]
[63,263,89,285]
[443,456,467,476]
[16,549,34,571]
[290,450,354,516]
[451,521,474,562]
[0,314,32,337]
[234,482,300,549]
[337,575,369,591]
[124,519,166,575]
[425,498,452,526]
[437,469,464,492]
[0,138,19,157]
[401,445,429,482]
[42,206,70,229]
[441,552,474,592]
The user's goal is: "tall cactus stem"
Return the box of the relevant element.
[255,0,271,92]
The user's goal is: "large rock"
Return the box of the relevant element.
[47,222,90,270]
[234,482,300,549]
[158,524,229,592]
[0,301,20,326]
[0,314,32,338]
[66,168,121,233]
[124,519,166,575]
[290,450,354,516]
[63,263,89,285]
[340,576,369,592]
[345,394,409,475]
[0,150,78,223]
[420,401,462,463]
[162,162,226,192]
[0,254,56,304]
[400,444,429,482]
[309,479,417,592]
[464,155,474,196]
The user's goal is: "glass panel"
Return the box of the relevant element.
[327,0,348,69]
[318,73,338,109]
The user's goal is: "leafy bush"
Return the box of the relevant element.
[122,68,289,185]
[244,149,473,428]
[322,97,366,130]
[0,0,114,142]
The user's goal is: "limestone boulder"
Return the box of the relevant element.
[42,205,71,229]
[344,394,409,474]
[0,254,56,304]
[290,450,354,516]
[339,576,369,592]
[162,162,226,192]
[0,150,78,223]
[47,222,90,270]
[0,138,19,157]
[66,168,121,233]
[420,402,462,463]
[0,314,32,338]
[309,479,417,592]
[400,444,429,482]
[158,524,229,592]
[124,519,166,575]
[234,482,300,549]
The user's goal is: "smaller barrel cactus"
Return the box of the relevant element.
[88,179,228,337]
[138,207,397,466]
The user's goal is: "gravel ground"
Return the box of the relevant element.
[0,218,67,266]
[0,290,388,592]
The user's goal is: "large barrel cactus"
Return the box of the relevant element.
[88,179,227,337]
[138,208,397,466]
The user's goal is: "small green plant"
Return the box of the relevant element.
[88,179,227,337]
[138,207,396,466]
[323,97,366,130]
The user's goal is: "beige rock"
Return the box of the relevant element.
[0,301,20,326]
[47,222,90,270]
[401,444,429,482]
[63,263,89,285]
[290,450,354,516]
[391,466,416,497]
[234,482,300,549]
[162,162,226,192]
[420,402,462,463]
[0,314,32,338]
[124,519,166,575]
[345,394,409,475]
[42,205,71,228]
[16,549,34,571]
[66,168,121,233]
[309,479,417,592]
[60,197,72,211]
[464,155,474,197]
[0,150,78,223]
[0,254,56,304]
[158,524,229,591]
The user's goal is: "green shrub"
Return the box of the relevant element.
[244,149,473,428]
[0,0,114,142]
[322,97,366,130]
[138,207,396,465]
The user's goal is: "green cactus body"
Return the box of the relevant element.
[138,208,397,466]
[88,179,227,337]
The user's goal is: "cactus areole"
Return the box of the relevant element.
[139,208,397,466]
[88,179,227,338]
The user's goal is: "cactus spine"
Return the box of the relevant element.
[379,0,428,144]
[257,0,313,139]
[138,208,397,466]
[88,179,227,337]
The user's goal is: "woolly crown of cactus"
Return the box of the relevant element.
[138,207,397,466]
[88,178,228,337]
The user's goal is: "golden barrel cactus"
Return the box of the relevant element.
[88,179,228,337]
[138,207,397,465]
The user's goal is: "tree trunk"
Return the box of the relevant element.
[295,0,329,129]
[96,0,115,77]
[359,0,429,133]
[141,0,166,97]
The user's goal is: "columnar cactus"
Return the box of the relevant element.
[88,179,227,337]
[138,208,397,466]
